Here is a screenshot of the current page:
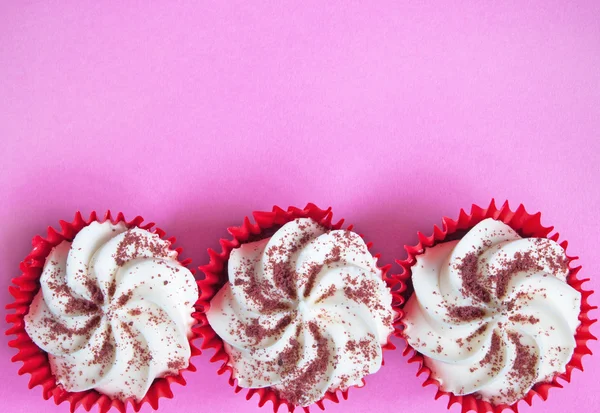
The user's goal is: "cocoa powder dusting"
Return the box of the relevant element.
[494,251,544,298]
[129,308,142,316]
[479,331,504,375]
[43,315,101,341]
[167,358,186,371]
[302,263,324,298]
[276,322,331,406]
[93,326,115,366]
[107,280,117,299]
[466,324,487,342]
[244,319,267,341]
[303,246,342,298]
[116,291,133,307]
[343,278,379,308]
[48,280,98,315]
[83,278,104,304]
[237,261,290,314]
[447,305,486,322]
[508,314,540,324]
[356,336,378,360]
[508,332,538,382]
[315,285,337,303]
[455,252,492,303]
[534,238,569,274]
[64,297,98,315]
[245,314,294,343]
[277,335,302,374]
[271,261,297,300]
[114,230,169,267]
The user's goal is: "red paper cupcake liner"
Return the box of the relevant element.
[390,199,597,413]
[5,211,202,413]
[195,203,404,412]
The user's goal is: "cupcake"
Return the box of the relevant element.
[397,200,595,412]
[6,212,200,412]
[197,204,399,411]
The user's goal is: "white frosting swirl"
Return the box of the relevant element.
[403,218,581,405]
[24,221,198,401]
[207,218,394,407]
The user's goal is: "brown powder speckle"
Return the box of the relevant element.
[448,305,486,322]
[455,252,492,303]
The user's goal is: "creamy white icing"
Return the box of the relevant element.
[403,218,581,405]
[207,218,394,406]
[24,221,197,401]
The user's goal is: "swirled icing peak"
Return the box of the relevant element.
[403,218,581,405]
[206,218,394,406]
[24,221,198,401]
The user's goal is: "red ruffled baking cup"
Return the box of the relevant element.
[5,211,202,413]
[195,203,404,412]
[392,199,597,413]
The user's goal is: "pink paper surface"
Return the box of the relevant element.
[1,2,599,412]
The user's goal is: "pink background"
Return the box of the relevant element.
[1,2,599,412]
